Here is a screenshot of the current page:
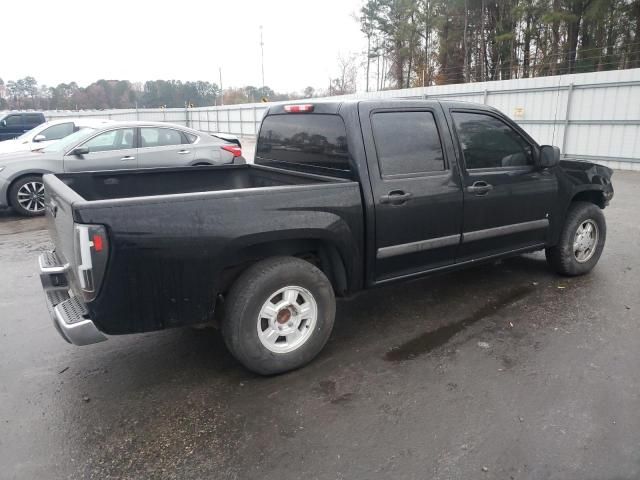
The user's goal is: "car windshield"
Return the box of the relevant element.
[42,127,96,153]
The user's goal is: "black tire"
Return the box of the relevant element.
[545,201,606,276]
[9,175,45,217]
[222,256,336,375]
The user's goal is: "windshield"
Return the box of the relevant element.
[42,127,96,153]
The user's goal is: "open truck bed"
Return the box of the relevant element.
[40,163,364,343]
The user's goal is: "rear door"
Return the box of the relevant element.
[63,127,138,172]
[447,109,558,261]
[137,127,194,168]
[359,101,464,281]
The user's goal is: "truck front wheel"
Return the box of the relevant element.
[222,256,336,375]
[545,201,606,276]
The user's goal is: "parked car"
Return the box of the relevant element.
[0,112,46,141]
[0,121,245,216]
[38,100,614,375]
[0,118,114,155]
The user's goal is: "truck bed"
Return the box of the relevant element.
[55,164,334,201]
[42,164,364,336]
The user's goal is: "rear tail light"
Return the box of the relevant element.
[221,145,242,157]
[73,224,109,302]
[284,104,314,113]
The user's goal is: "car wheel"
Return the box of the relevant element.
[545,201,606,276]
[222,256,336,375]
[9,175,46,217]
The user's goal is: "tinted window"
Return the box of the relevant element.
[82,128,135,153]
[371,111,445,176]
[256,114,350,175]
[24,114,44,125]
[5,115,22,126]
[40,123,74,141]
[140,127,185,147]
[185,132,197,143]
[452,112,534,169]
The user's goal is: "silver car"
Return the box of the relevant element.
[0,121,245,216]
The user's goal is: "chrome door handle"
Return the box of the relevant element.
[466,181,493,195]
[121,156,135,161]
[178,150,191,154]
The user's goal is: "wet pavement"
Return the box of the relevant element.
[1,171,639,480]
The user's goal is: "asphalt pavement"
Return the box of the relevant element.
[1,170,639,480]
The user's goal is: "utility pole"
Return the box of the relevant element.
[219,67,223,106]
[260,25,265,96]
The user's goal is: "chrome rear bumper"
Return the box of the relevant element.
[39,251,107,346]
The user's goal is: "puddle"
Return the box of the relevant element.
[0,212,47,235]
[385,286,533,362]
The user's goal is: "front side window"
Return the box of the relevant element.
[82,128,135,153]
[256,114,350,175]
[371,111,445,176]
[140,128,185,148]
[5,115,22,126]
[452,112,534,169]
[40,123,74,141]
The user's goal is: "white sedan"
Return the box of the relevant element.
[0,118,115,154]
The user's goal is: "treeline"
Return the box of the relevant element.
[0,78,309,110]
[359,0,640,89]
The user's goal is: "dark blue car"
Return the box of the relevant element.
[0,112,46,141]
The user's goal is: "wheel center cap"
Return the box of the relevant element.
[277,308,292,324]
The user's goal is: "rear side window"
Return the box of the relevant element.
[256,114,350,176]
[371,111,445,176]
[140,127,185,147]
[24,114,44,125]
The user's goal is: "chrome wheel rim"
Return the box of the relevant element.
[17,181,45,213]
[573,219,599,263]
[257,286,318,354]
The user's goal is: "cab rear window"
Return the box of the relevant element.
[256,114,351,177]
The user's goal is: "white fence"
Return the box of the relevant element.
[44,68,640,170]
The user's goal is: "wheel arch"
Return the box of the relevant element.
[6,171,50,207]
[570,188,607,209]
[218,237,351,297]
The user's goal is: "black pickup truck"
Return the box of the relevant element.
[39,100,614,374]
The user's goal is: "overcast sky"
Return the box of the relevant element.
[2,0,365,93]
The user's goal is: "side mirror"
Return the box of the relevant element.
[33,134,46,143]
[539,145,560,168]
[0,120,6,128]
[71,147,90,156]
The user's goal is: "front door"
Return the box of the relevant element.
[359,101,464,282]
[64,127,138,172]
[447,109,558,262]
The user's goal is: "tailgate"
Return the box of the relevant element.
[43,173,81,271]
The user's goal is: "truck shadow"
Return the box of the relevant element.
[71,251,558,387]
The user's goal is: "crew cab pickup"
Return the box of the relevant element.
[39,100,614,374]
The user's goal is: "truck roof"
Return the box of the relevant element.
[265,99,499,116]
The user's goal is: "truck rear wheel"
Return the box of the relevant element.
[545,201,606,276]
[222,256,336,375]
